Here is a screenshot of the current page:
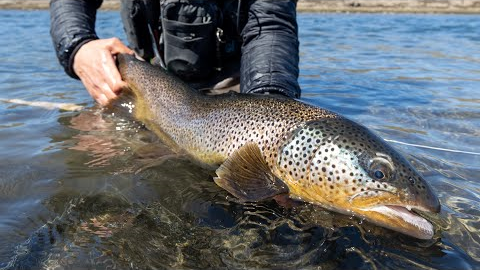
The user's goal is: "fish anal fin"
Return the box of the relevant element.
[214,142,288,202]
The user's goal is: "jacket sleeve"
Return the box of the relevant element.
[240,0,300,98]
[50,0,103,79]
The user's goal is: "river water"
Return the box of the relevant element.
[0,10,479,269]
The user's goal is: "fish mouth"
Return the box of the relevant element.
[362,205,435,239]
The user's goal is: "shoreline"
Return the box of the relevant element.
[0,0,479,14]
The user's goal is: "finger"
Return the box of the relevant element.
[99,82,118,101]
[100,51,126,95]
[80,76,114,105]
[96,93,109,106]
[114,80,129,95]
[79,76,101,101]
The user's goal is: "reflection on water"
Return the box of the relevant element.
[0,10,479,269]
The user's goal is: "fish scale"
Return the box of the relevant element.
[117,54,440,239]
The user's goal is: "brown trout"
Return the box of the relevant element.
[117,54,440,239]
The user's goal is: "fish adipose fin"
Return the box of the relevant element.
[214,142,289,202]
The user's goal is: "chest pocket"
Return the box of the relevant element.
[161,1,220,81]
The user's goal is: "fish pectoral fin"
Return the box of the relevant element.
[214,142,288,202]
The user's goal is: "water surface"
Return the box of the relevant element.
[0,10,479,269]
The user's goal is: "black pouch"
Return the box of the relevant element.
[120,0,160,61]
[161,1,219,80]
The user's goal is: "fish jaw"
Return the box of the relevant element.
[357,205,435,239]
[284,182,436,239]
[282,181,435,239]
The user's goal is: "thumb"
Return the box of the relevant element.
[107,37,134,55]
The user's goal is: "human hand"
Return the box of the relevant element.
[73,38,134,106]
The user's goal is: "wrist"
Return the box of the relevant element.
[67,36,99,79]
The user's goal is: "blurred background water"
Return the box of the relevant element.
[0,10,479,269]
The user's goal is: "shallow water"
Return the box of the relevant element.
[0,10,479,269]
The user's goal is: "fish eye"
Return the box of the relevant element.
[374,170,385,179]
[367,156,394,180]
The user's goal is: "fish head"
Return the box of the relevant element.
[276,117,440,239]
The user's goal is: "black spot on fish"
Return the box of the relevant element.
[409,177,415,185]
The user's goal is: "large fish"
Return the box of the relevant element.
[117,54,440,239]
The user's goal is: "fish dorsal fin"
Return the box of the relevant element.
[214,142,289,202]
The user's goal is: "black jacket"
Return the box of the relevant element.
[50,0,300,98]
